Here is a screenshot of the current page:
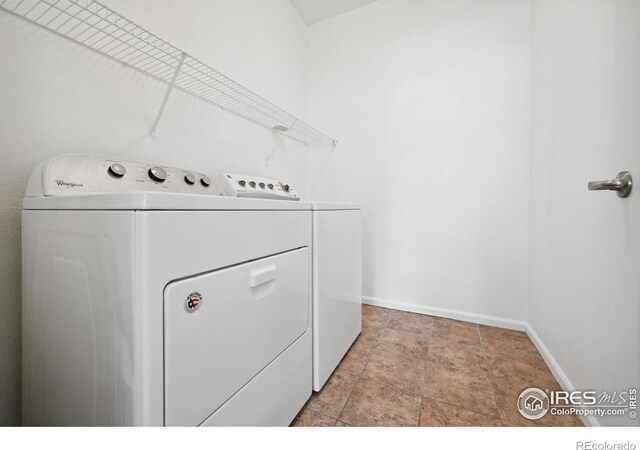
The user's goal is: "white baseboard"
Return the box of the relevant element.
[362,295,597,427]
[362,295,527,332]
[525,325,598,427]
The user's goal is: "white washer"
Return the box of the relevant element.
[22,154,312,426]
[311,202,361,391]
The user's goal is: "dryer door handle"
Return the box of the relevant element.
[249,265,278,288]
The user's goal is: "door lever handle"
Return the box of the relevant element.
[588,171,632,198]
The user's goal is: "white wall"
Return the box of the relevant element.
[306,1,532,327]
[0,0,308,425]
[529,1,640,426]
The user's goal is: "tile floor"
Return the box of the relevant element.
[291,305,582,427]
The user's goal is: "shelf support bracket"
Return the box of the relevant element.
[150,52,187,139]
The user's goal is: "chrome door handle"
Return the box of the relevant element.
[588,171,632,198]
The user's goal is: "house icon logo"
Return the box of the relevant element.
[518,388,549,420]
[525,395,543,411]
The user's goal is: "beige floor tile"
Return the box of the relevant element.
[292,408,337,427]
[349,326,382,355]
[307,371,358,418]
[362,305,392,328]
[384,307,413,319]
[334,345,372,378]
[423,363,499,417]
[428,340,489,375]
[377,328,430,359]
[488,354,557,388]
[387,311,433,337]
[480,325,545,364]
[479,325,527,341]
[419,398,502,426]
[335,420,352,427]
[431,318,482,347]
[339,378,422,426]
[360,325,383,343]
[361,348,427,394]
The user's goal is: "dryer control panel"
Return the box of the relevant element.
[217,173,300,201]
[26,154,226,197]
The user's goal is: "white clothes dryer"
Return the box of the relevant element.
[22,155,312,426]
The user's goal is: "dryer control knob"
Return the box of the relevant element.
[108,163,126,178]
[249,181,257,188]
[239,180,246,187]
[258,182,266,189]
[148,166,167,182]
[201,176,211,187]
[282,183,290,192]
[184,173,196,185]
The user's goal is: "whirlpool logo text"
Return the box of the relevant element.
[55,179,83,188]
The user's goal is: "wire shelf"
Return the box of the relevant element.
[0,0,337,146]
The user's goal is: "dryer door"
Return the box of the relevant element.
[163,247,309,426]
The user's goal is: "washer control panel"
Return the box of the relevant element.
[217,173,299,201]
[34,154,225,197]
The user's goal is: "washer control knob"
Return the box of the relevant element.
[282,183,290,192]
[249,181,256,188]
[184,173,196,185]
[148,166,167,182]
[238,180,246,187]
[258,182,266,189]
[267,183,274,190]
[108,163,126,178]
[201,176,211,187]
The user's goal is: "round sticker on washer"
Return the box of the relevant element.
[185,292,202,312]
